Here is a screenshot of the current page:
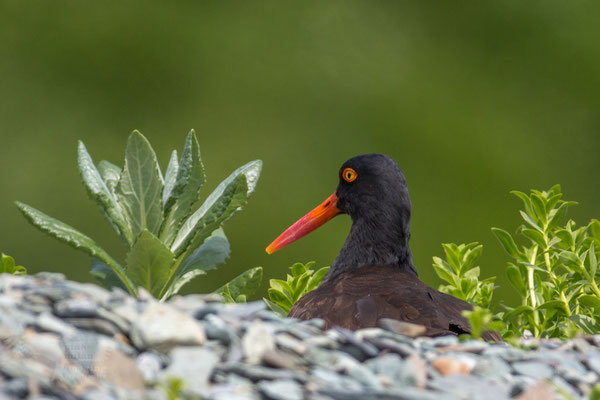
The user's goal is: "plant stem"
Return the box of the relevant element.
[527,246,540,336]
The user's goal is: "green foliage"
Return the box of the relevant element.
[217,266,263,303]
[0,254,27,275]
[17,130,262,301]
[432,242,495,309]
[492,185,600,338]
[461,307,505,341]
[264,261,329,315]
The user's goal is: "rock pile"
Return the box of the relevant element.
[0,273,599,399]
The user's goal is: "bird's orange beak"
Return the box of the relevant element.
[266,192,341,254]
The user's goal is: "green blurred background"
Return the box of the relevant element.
[1,1,599,307]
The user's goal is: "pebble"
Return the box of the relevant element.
[1,273,600,399]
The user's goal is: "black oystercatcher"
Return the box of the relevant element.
[266,154,501,341]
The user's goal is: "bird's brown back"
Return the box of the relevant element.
[289,265,501,341]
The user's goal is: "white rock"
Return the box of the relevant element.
[130,302,206,351]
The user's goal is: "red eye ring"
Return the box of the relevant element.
[342,168,358,183]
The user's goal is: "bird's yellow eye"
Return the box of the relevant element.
[342,168,358,183]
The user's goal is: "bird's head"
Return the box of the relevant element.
[266,153,411,254]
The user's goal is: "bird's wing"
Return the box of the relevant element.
[289,266,472,334]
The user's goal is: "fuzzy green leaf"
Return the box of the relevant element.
[216,266,263,300]
[78,141,133,246]
[116,131,164,239]
[161,131,206,246]
[90,258,126,291]
[162,150,179,207]
[16,201,136,295]
[126,229,175,297]
[171,160,262,256]
[97,160,122,196]
[569,314,600,334]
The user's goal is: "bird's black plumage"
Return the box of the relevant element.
[275,153,500,341]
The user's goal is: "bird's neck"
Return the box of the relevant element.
[327,212,417,279]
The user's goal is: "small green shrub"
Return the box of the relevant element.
[264,261,329,315]
[434,185,600,339]
[492,185,600,337]
[0,254,27,275]
[17,130,262,300]
[432,242,496,309]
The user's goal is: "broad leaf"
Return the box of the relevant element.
[97,160,122,196]
[162,150,179,208]
[116,131,164,239]
[90,258,127,291]
[171,160,262,256]
[163,269,206,300]
[178,228,230,276]
[161,131,206,246]
[216,266,263,300]
[161,228,231,300]
[16,201,136,295]
[125,229,175,297]
[78,141,133,246]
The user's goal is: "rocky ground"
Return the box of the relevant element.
[0,273,599,400]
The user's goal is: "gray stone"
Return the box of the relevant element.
[587,352,600,375]
[62,332,99,371]
[137,352,163,382]
[512,361,554,380]
[311,368,364,393]
[217,363,308,382]
[258,379,304,400]
[64,318,121,336]
[365,353,423,388]
[130,302,206,351]
[160,346,219,396]
[54,298,98,318]
[472,356,511,380]
[34,312,78,336]
[242,321,275,364]
[1,377,29,397]
[428,374,511,400]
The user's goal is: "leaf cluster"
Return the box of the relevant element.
[0,254,27,275]
[264,261,329,315]
[434,185,600,339]
[432,243,495,309]
[17,130,262,300]
[492,185,600,337]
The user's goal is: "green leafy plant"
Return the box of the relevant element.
[492,185,600,337]
[432,242,496,309]
[0,254,27,275]
[217,266,263,303]
[16,130,262,301]
[264,261,329,315]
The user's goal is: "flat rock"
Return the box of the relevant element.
[130,302,206,352]
[160,346,219,396]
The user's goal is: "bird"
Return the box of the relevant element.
[266,153,501,341]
